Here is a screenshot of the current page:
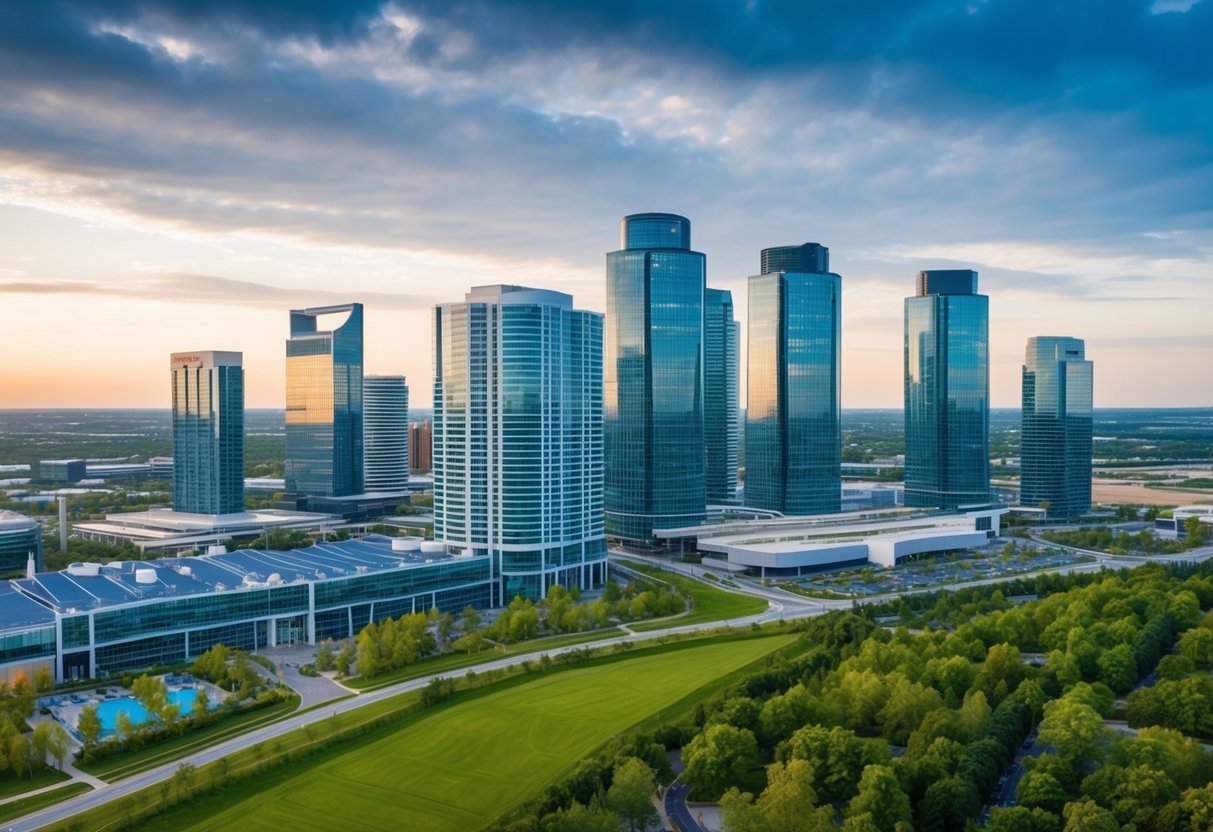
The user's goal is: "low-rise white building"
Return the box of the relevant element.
[658,507,1004,577]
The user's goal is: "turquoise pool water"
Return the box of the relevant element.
[94,688,208,736]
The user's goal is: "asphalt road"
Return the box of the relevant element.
[664,780,703,832]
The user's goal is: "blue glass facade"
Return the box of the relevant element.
[605,214,706,543]
[0,511,41,576]
[285,304,364,497]
[745,244,841,515]
[1021,337,1093,518]
[3,538,498,681]
[704,288,739,505]
[904,270,990,509]
[171,351,244,515]
[433,286,605,602]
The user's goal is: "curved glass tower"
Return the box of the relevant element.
[433,285,605,603]
[171,351,244,515]
[1021,337,1092,518]
[745,244,841,515]
[705,288,739,506]
[605,213,706,544]
[285,304,364,498]
[363,375,409,493]
[904,270,989,509]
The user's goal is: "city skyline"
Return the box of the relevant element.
[0,1,1210,410]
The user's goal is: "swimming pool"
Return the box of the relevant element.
[94,688,210,736]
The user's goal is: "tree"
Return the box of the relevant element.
[9,732,32,777]
[1016,769,1068,815]
[1154,783,1213,832]
[1038,698,1107,764]
[605,757,657,832]
[1177,626,1213,669]
[1186,516,1209,548]
[461,604,482,632]
[114,711,134,742]
[131,674,174,723]
[314,640,335,671]
[34,666,53,693]
[78,703,103,747]
[1061,799,1119,832]
[986,806,1062,832]
[719,788,767,832]
[917,776,979,832]
[541,800,625,832]
[755,759,833,832]
[1096,644,1137,694]
[682,724,759,799]
[846,765,910,832]
[975,643,1025,703]
[335,642,355,676]
[452,630,484,655]
[32,722,69,770]
[173,761,197,801]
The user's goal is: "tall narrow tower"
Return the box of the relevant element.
[904,270,989,509]
[1021,337,1093,518]
[363,375,409,493]
[605,213,706,544]
[171,351,244,514]
[433,285,604,603]
[745,243,841,515]
[285,304,364,498]
[704,288,739,505]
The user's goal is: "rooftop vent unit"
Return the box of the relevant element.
[135,568,157,585]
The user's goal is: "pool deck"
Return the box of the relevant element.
[39,677,229,742]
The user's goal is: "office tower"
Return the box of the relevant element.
[433,285,605,602]
[409,420,432,471]
[745,244,842,515]
[285,304,364,498]
[0,511,42,575]
[605,213,706,543]
[705,288,739,505]
[1021,337,1093,518]
[170,351,244,514]
[904,270,990,509]
[363,375,410,493]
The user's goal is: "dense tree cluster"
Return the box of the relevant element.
[667,562,1213,832]
[342,578,688,679]
[0,675,70,778]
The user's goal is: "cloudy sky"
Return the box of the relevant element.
[1,0,1210,409]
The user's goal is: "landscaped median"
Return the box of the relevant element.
[616,560,769,630]
[35,628,799,832]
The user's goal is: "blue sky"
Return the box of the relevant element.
[0,0,1209,407]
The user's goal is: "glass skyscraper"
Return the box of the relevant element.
[1021,336,1093,518]
[171,351,244,515]
[904,270,990,509]
[704,288,739,505]
[363,375,409,493]
[605,213,706,544]
[285,304,364,498]
[745,244,841,515]
[433,285,605,603]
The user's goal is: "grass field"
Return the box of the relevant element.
[621,561,768,631]
[0,783,92,825]
[0,768,71,800]
[133,633,794,832]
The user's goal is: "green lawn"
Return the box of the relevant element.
[0,782,92,825]
[0,768,71,800]
[621,561,768,630]
[142,633,795,832]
